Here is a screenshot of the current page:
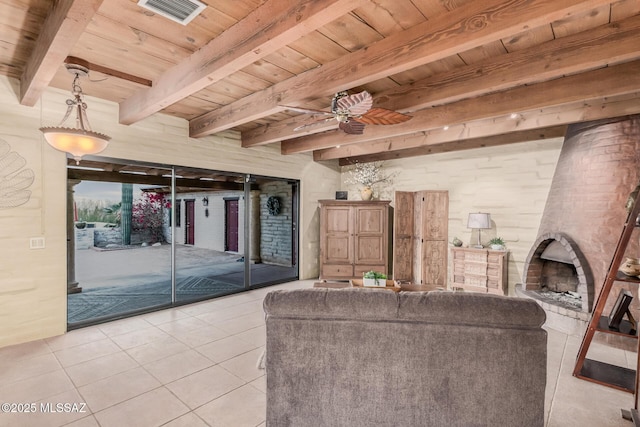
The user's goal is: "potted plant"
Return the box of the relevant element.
[488,237,505,250]
[363,270,388,287]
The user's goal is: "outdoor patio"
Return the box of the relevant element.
[68,244,297,326]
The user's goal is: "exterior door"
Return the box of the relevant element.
[185,200,195,245]
[226,199,239,252]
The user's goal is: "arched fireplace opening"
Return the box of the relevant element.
[522,232,593,313]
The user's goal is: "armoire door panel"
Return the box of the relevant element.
[325,207,352,233]
[355,207,384,234]
[355,235,384,264]
[325,236,353,263]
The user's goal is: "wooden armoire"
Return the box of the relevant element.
[393,191,449,286]
[318,200,391,280]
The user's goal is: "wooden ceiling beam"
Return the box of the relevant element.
[314,92,640,162]
[190,0,613,138]
[118,0,367,125]
[19,0,104,106]
[245,13,640,147]
[67,169,246,190]
[333,126,568,165]
[286,59,640,155]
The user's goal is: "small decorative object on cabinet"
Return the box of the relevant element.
[450,247,508,295]
[360,187,373,201]
[335,191,348,200]
[344,161,396,201]
[573,180,640,425]
[488,237,505,250]
[318,200,391,280]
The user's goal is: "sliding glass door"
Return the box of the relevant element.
[67,171,173,326]
[248,176,299,288]
[67,159,299,328]
[174,169,247,304]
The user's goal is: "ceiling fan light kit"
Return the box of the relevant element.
[285,90,412,135]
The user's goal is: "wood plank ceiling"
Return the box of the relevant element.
[3,0,640,165]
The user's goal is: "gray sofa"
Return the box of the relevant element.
[263,288,547,427]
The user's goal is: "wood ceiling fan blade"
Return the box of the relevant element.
[355,108,412,125]
[336,90,373,116]
[339,121,366,135]
[280,105,334,116]
[293,117,335,131]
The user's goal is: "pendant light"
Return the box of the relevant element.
[40,62,110,164]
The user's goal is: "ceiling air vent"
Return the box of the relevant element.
[138,0,206,25]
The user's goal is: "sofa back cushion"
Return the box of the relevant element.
[264,288,547,427]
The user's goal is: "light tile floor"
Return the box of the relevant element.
[0,279,636,427]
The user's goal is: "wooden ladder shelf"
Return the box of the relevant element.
[573,182,640,423]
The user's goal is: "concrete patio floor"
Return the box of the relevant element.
[68,244,297,325]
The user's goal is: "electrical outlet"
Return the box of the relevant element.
[29,237,45,249]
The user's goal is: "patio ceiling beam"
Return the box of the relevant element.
[245,13,640,148]
[190,0,613,137]
[20,0,104,106]
[67,169,252,190]
[292,59,640,156]
[315,91,640,162]
[334,126,567,165]
[118,0,367,125]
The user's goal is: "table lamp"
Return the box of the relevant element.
[467,213,491,248]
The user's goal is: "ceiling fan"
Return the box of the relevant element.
[281,90,412,135]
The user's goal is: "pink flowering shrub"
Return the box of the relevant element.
[132,192,169,242]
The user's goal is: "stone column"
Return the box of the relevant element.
[250,191,261,264]
[67,180,82,294]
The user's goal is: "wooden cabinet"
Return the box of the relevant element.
[450,247,508,295]
[319,200,390,280]
[393,191,448,286]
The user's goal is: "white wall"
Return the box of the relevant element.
[341,138,564,294]
[0,76,339,348]
[170,191,245,252]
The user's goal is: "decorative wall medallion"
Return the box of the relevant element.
[0,138,35,209]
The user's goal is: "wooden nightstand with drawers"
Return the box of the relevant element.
[450,247,508,295]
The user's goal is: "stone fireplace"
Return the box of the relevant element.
[522,232,593,313]
[516,114,640,335]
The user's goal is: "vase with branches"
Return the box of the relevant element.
[344,161,396,200]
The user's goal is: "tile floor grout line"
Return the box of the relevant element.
[545,332,568,427]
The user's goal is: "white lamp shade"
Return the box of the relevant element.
[40,127,110,163]
[467,212,491,229]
